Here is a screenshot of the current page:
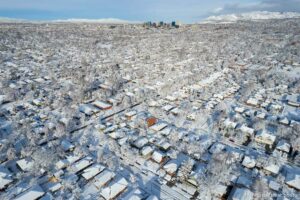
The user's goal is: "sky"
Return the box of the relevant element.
[0,0,300,23]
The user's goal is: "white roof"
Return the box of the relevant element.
[0,166,13,189]
[230,188,253,200]
[43,182,62,192]
[224,119,238,129]
[242,156,256,169]
[264,163,281,175]
[255,130,276,145]
[92,100,112,109]
[94,170,115,189]
[71,157,93,173]
[240,124,255,135]
[150,122,168,132]
[125,110,137,118]
[14,185,45,200]
[152,151,165,163]
[163,160,178,174]
[247,98,259,106]
[82,164,106,180]
[162,105,175,112]
[16,158,34,172]
[285,172,300,190]
[61,140,74,151]
[79,104,98,115]
[234,107,245,113]
[109,131,125,139]
[100,177,128,200]
[276,140,290,153]
[122,188,145,200]
[134,137,149,149]
[141,146,154,156]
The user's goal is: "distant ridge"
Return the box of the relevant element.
[201,11,300,24]
[0,17,140,24]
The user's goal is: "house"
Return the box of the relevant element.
[264,163,281,175]
[246,98,259,107]
[0,166,13,190]
[14,185,45,200]
[109,131,125,140]
[152,151,166,163]
[42,181,62,193]
[100,177,128,200]
[141,146,154,157]
[133,137,149,149]
[93,170,116,189]
[156,140,171,151]
[149,122,168,132]
[81,164,106,181]
[187,113,196,121]
[213,184,228,198]
[79,104,99,115]
[236,176,253,188]
[61,140,75,151]
[92,100,112,110]
[162,105,175,112]
[256,112,266,119]
[163,160,178,176]
[286,94,300,107]
[146,117,157,127]
[125,110,137,120]
[240,124,255,136]
[229,188,253,200]
[224,119,238,129]
[269,180,281,191]
[285,172,300,190]
[279,117,290,125]
[255,130,276,146]
[70,156,94,174]
[276,140,290,153]
[242,156,256,169]
[122,188,148,200]
[234,107,245,114]
[16,158,34,172]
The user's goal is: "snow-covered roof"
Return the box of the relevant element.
[149,122,168,132]
[92,100,112,110]
[81,164,106,180]
[141,146,154,156]
[285,172,300,190]
[134,137,149,149]
[224,119,238,129]
[255,130,276,145]
[163,160,178,175]
[94,170,115,189]
[70,156,93,173]
[0,166,13,189]
[264,163,281,175]
[61,140,75,151]
[229,187,253,200]
[240,124,255,135]
[79,104,99,115]
[246,98,259,106]
[14,185,45,200]
[152,151,165,163]
[276,140,290,153]
[100,177,128,200]
[16,158,34,172]
[242,156,256,169]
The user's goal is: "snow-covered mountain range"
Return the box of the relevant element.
[201,11,300,24]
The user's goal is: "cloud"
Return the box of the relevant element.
[213,0,300,15]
